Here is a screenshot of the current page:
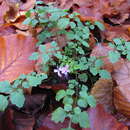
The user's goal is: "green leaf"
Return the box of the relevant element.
[108,42,115,48]
[108,51,120,63]
[23,17,32,25]
[89,25,95,30]
[71,114,79,123]
[52,107,67,123]
[127,51,130,61]
[56,90,66,101]
[74,107,81,115]
[78,73,88,82]
[79,112,90,128]
[64,104,72,112]
[79,91,88,99]
[54,51,63,59]
[99,70,111,79]
[94,21,105,31]
[86,95,96,107]
[25,11,31,17]
[30,19,38,27]
[113,38,122,45]
[76,47,85,54]
[80,40,89,47]
[36,0,44,4]
[66,89,75,96]
[51,41,57,47]
[12,79,22,88]
[57,18,70,29]
[63,96,73,104]
[89,67,98,76]
[81,85,88,91]
[77,98,87,108]
[22,81,30,88]
[29,52,39,60]
[38,31,52,43]
[95,59,103,68]
[66,31,75,40]
[125,42,130,50]
[27,74,47,87]
[39,45,46,52]
[0,81,11,93]
[10,91,25,108]
[0,95,8,111]
[70,22,76,28]
[41,53,50,64]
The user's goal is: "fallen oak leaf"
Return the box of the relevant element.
[0,33,36,82]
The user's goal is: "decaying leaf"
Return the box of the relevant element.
[0,33,36,82]
[37,114,81,130]
[103,25,130,41]
[112,60,130,103]
[114,87,130,118]
[91,79,114,113]
[83,104,128,130]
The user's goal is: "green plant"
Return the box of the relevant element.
[0,1,115,129]
[23,1,111,129]
[0,72,47,111]
[108,38,130,61]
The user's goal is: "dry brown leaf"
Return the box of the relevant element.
[0,34,36,82]
[91,79,114,113]
[114,87,130,118]
[112,60,130,102]
[103,25,130,41]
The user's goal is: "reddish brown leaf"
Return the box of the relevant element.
[37,114,81,130]
[2,108,15,130]
[0,34,36,82]
[91,79,114,113]
[103,25,130,41]
[13,111,35,130]
[112,60,130,87]
[114,87,130,118]
[83,104,128,130]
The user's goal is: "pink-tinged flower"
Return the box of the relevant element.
[54,65,70,77]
